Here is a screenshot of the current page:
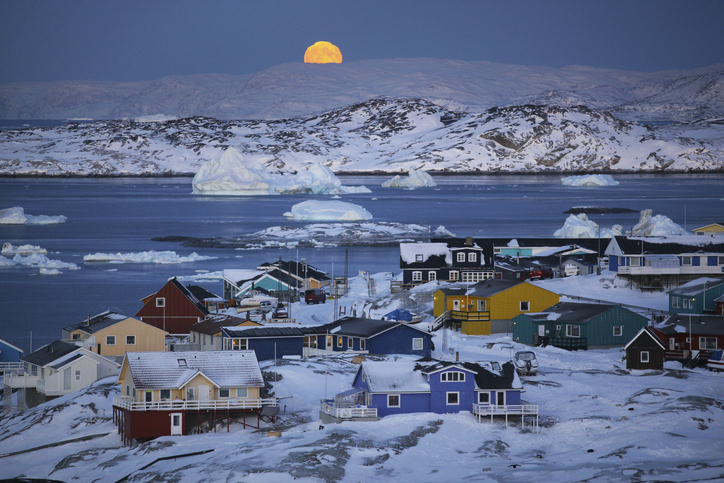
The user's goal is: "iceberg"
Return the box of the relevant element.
[192,148,371,195]
[553,214,625,238]
[561,175,619,186]
[382,169,437,188]
[2,243,48,255]
[0,252,80,271]
[283,200,373,221]
[0,206,66,224]
[83,250,216,264]
[630,209,687,236]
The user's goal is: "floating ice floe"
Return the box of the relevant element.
[0,206,67,225]
[561,174,619,186]
[2,243,48,255]
[284,200,373,221]
[554,209,686,238]
[0,252,80,271]
[39,268,62,275]
[83,250,216,264]
[192,148,371,195]
[382,169,437,188]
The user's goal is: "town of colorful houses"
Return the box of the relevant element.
[2,226,724,446]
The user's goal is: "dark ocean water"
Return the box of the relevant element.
[1,173,722,353]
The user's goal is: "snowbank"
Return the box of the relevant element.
[83,250,216,264]
[382,169,437,188]
[561,174,619,186]
[283,200,373,221]
[192,148,371,195]
[0,207,67,225]
[553,213,624,238]
[630,209,687,236]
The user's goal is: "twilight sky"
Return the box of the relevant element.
[1,0,722,84]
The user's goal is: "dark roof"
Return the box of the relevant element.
[22,340,79,366]
[438,287,468,296]
[223,326,307,338]
[468,279,524,298]
[50,352,84,370]
[523,302,618,323]
[190,314,255,335]
[63,310,128,334]
[170,278,210,315]
[612,236,724,256]
[668,279,724,296]
[656,314,724,336]
[434,237,603,252]
[259,260,330,282]
[462,361,518,390]
[625,327,666,350]
[223,317,428,339]
[187,285,220,301]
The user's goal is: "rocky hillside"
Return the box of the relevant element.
[1,98,722,176]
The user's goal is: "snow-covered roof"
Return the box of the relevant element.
[124,351,264,389]
[361,361,430,393]
[668,277,724,296]
[399,242,451,265]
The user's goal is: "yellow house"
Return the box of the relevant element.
[113,350,273,444]
[434,279,560,335]
[62,311,168,361]
[693,223,724,236]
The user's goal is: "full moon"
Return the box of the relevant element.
[304,41,343,64]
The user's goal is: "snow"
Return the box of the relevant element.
[192,148,371,195]
[561,174,619,186]
[82,250,216,264]
[381,169,437,188]
[399,242,452,265]
[283,200,373,221]
[2,243,47,255]
[554,209,686,238]
[134,114,177,122]
[0,252,80,272]
[0,270,722,482]
[0,206,66,225]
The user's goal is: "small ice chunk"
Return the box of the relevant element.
[382,169,437,188]
[283,200,373,221]
[561,174,619,186]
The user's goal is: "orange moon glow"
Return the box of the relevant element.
[304,41,343,64]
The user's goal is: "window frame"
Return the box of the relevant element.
[348,337,353,349]
[428,271,437,281]
[566,324,581,338]
[456,252,465,263]
[219,387,230,398]
[387,394,400,408]
[160,389,171,400]
[478,391,490,404]
[672,297,679,308]
[441,371,465,382]
[446,391,460,405]
[412,338,423,351]
[640,351,649,363]
[337,336,343,348]
[613,326,623,337]
[700,337,717,350]
[156,297,166,307]
[126,335,136,346]
[468,252,477,263]
[415,253,423,262]
[75,370,81,381]
[360,339,366,351]
[520,301,530,311]
[449,271,459,281]
[106,335,116,346]
[237,387,248,398]
[412,271,422,282]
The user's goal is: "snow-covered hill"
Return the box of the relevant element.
[1,59,723,122]
[1,99,722,175]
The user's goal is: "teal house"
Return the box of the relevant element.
[668,278,724,315]
[512,302,649,350]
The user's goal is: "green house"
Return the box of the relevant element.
[668,278,724,315]
[512,302,649,350]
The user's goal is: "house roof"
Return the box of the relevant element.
[169,278,210,315]
[0,337,24,354]
[655,314,724,336]
[258,260,330,282]
[523,302,620,323]
[693,223,724,231]
[189,315,259,335]
[187,285,220,301]
[467,279,524,298]
[123,350,264,390]
[223,326,308,339]
[609,236,724,256]
[624,327,666,351]
[223,317,429,339]
[22,340,80,366]
[667,278,724,296]
[461,361,522,390]
[63,310,130,335]
[49,352,86,370]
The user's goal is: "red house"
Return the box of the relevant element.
[653,314,724,361]
[136,278,215,334]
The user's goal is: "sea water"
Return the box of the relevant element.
[1,173,722,353]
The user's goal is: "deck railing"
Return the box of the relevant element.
[472,403,538,417]
[450,310,490,322]
[302,347,369,358]
[113,396,277,411]
[320,400,377,419]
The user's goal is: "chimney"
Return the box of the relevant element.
[465,236,473,246]
[87,314,90,326]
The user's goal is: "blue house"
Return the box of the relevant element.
[0,337,24,364]
[667,278,724,315]
[222,317,432,361]
[321,359,538,430]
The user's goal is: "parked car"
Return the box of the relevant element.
[513,351,538,375]
[708,349,724,372]
[305,289,327,304]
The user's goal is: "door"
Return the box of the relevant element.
[186,387,195,401]
[453,300,461,311]
[171,413,183,435]
[199,385,210,403]
[63,367,72,390]
[497,391,505,406]
[477,300,486,311]
[538,325,545,337]
[669,337,675,350]
[326,336,332,350]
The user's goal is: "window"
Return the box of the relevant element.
[630,257,640,266]
[161,389,170,400]
[457,252,465,263]
[71,333,81,340]
[446,392,459,405]
[187,387,195,401]
[461,271,493,282]
[682,256,691,265]
[477,300,486,311]
[337,336,343,348]
[219,388,230,398]
[126,335,136,345]
[428,271,437,281]
[478,392,490,404]
[613,326,623,337]
[494,248,501,254]
[566,325,580,338]
[156,297,166,307]
[348,337,353,349]
[412,338,423,350]
[672,297,679,308]
[125,384,130,396]
[700,337,717,350]
[387,394,400,408]
[133,388,137,399]
[415,254,423,262]
[145,391,152,402]
[106,335,116,346]
[441,371,465,382]
[719,256,724,265]
[75,370,81,381]
[683,299,689,309]
[178,359,187,367]
[468,253,477,263]
[520,301,530,311]
[412,271,422,282]
[449,271,459,281]
[231,339,247,350]
[237,387,248,398]
[640,351,649,363]
[360,339,366,351]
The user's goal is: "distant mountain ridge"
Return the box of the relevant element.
[2,98,722,176]
[1,59,723,122]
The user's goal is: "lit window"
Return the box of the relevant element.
[337,336,343,348]
[449,271,459,281]
[231,339,248,350]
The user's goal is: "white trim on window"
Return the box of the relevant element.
[449,271,459,281]
[613,326,623,337]
[126,335,136,345]
[441,371,465,382]
[387,394,400,408]
[640,351,649,363]
[468,253,477,263]
[412,338,423,350]
[106,335,116,346]
[446,391,460,405]
[478,391,490,404]
[156,297,166,307]
[428,271,437,281]
[456,252,465,263]
[412,271,422,282]
[520,301,530,311]
[566,325,580,338]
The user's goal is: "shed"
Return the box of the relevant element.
[625,327,665,370]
